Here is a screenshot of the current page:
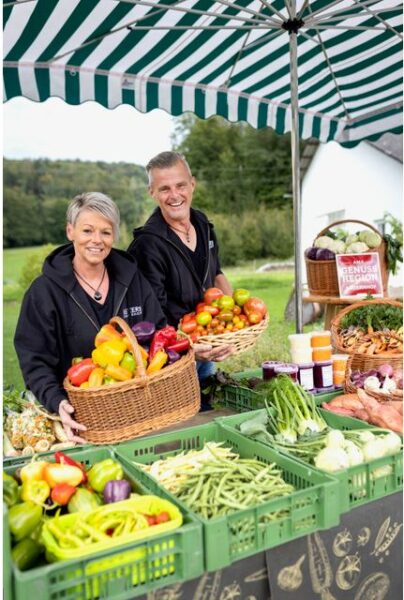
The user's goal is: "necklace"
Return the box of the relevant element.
[170,223,192,243]
[73,266,106,301]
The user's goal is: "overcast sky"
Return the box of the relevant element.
[3,97,177,166]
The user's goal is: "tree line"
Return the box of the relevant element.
[4,116,297,263]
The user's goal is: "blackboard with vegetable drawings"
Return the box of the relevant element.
[266,492,402,600]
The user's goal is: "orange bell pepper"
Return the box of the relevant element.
[94,324,122,348]
[104,364,133,382]
[88,367,105,387]
[146,350,168,374]
[43,463,84,488]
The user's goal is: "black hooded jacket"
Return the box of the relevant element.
[128,208,222,326]
[14,244,166,413]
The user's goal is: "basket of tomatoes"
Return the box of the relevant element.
[179,288,269,356]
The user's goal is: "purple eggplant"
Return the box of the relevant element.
[316,248,335,260]
[103,479,131,504]
[167,349,181,365]
[131,321,156,344]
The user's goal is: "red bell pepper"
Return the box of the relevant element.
[166,338,190,353]
[149,326,177,360]
[55,451,87,483]
[67,358,96,386]
[51,483,77,506]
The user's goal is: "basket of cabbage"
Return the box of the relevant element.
[305,219,387,296]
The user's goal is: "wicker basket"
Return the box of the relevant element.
[197,313,269,355]
[64,317,200,444]
[344,356,403,401]
[330,298,403,354]
[305,219,388,296]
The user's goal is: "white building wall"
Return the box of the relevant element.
[301,141,403,292]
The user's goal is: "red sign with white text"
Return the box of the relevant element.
[336,253,383,298]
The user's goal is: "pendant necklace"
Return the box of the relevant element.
[73,265,106,301]
[170,223,192,243]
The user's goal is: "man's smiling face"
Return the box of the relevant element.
[149,160,195,223]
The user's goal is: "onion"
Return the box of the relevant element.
[377,363,394,378]
[365,369,378,378]
[351,371,362,382]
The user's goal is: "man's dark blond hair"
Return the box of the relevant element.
[146,151,192,184]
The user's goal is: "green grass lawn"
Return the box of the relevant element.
[3,246,300,391]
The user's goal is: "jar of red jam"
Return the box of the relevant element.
[274,363,298,382]
[298,362,315,390]
[313,360,333,389]
[261,361,281,381]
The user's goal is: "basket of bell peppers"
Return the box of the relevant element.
[65,318,191,390]
[3,448,154,571]
[63,316,200,444]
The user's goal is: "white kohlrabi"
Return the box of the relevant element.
[362,438,386,462]
[315,447,350,472]
[343,440,364,466]
[326,429,346,448]
[381,432,402,455]
[356,431,376,444]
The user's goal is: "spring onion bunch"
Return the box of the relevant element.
[263,375,328,444]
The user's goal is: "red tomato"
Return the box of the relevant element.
[204,287,224,305]
[244,297,267,317]
[232,305,241,315]
[190,333,200,343]
[203,305,220,316]
[155,511,170,524]
[144,514,156,526]
[247,311,263,324]
[182,312,196,323]
[181,318,197,334]
[196,302,206,313]
[239,314,248,323]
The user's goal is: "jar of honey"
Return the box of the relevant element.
[311,331,331,348]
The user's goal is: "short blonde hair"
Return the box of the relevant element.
[67,192,120,240]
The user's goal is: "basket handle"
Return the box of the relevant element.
[109,316,147,378]
[315,219,382,241]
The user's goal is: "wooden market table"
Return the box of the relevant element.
[303,294,371,329]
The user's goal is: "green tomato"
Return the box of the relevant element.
[217,295,235,311]
[196,311,212,326]
[233,288,250,307]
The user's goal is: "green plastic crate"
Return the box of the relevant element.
[114,422,340,571]
[4,446,203,600]
[215,380,343,413]
[3,504,13,600]
[217,409,403,515]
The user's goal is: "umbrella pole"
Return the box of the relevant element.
[288,26,303,333]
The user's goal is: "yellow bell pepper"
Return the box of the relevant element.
[88,367,105,387]
[92,338,126,368]
[146,350,168,374]
[94,324,122,348]
[20,459,49,483]
[80,381,90,389]
[105,364,133,382]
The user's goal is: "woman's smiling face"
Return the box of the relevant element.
[66,209,114,267]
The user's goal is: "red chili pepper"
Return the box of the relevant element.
[149,326,178,360]
[54,451,87,483]
[67,358,96,387]
[166,338,190,353]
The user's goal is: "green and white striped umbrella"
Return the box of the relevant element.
[4,0,402,145]
[3,0,402,329]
